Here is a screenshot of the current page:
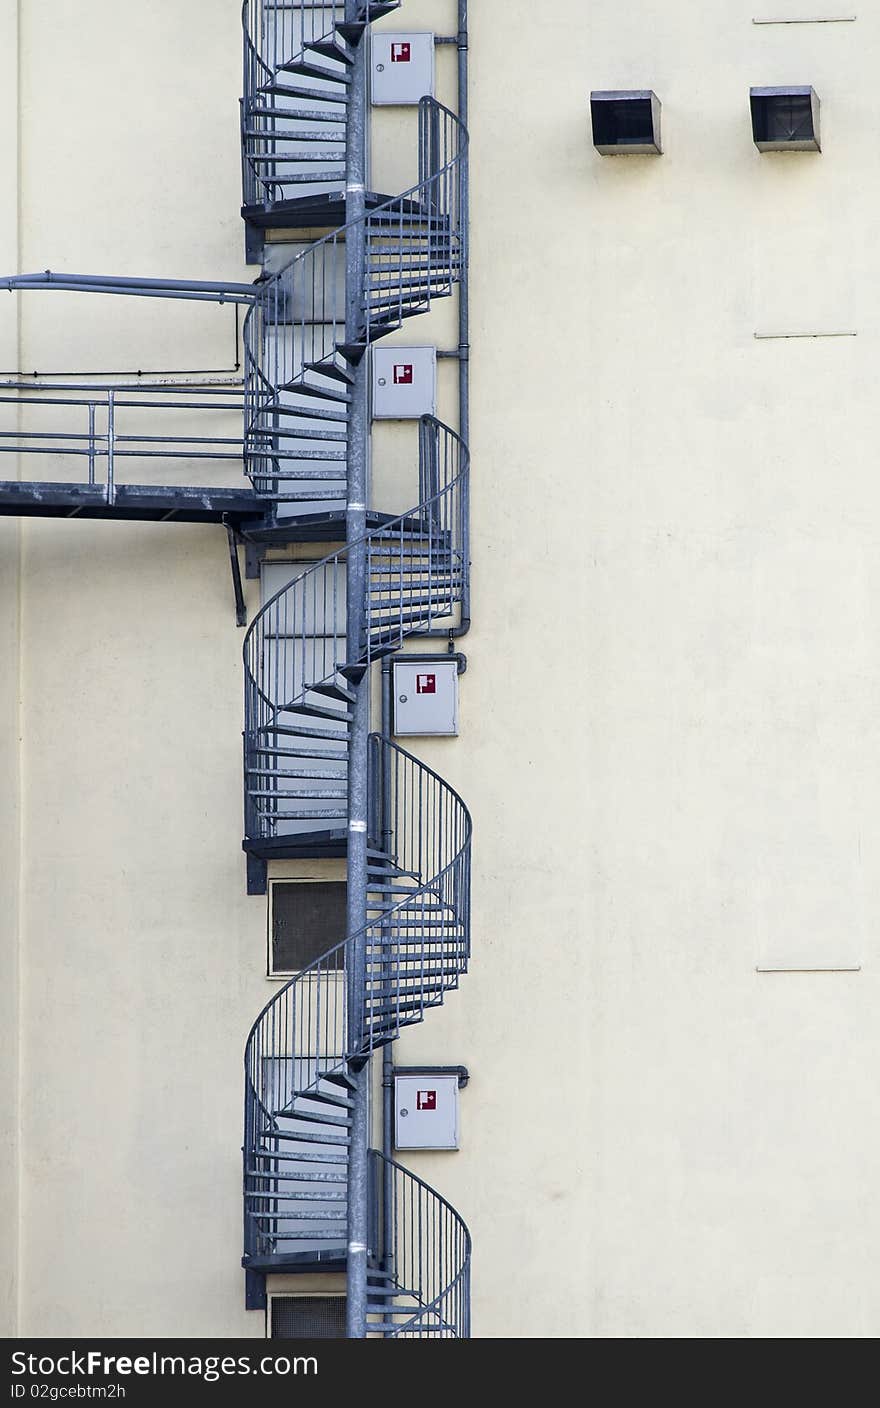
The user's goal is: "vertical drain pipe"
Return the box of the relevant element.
[344,3,370,1342]
[380,658,395,1278]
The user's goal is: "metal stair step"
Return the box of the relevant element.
[254,807,348,820]
[366,861,420,879]
[304,356,357,384]
[250,787,347,800]
[278,381,351,404]
[309,678,358,704]
[247,104,348,123]
[369,917,461,929]
[246,1168,347,1184]
[369,608,455,629]
[258,81,349,104]
[308,34,359,66]
[247,1188,348,1202]
[248,766,345,782]
[368,534,453,548]
[289,700,353,723]
[366,878,433,889]
[256,721,350,743]
[314,1087,355,1109]
[369,592,455,609]
[243,128,346,143]
[319,1069,357,1091]
[247,1218,347,1233]
[249,1212,349,1227]
[367,899,449,913]
[249,151,347,165]
[271,1107,351,1128]
[259,488,347,501]
[368,562,458,574]
[368,293,445,314]
[369,582,461,595]
[366,995,445,1020]
[367,273,454,291]
[367,904,448,918]
[364,1318,423,1333]
[366,974,464,985]
[367,210,451,227]
[367,935,466,947]
[251,464,347,480]
[259,402,348,424]
[358,2,401,19]
[368,946,470,957]
[366,242,455,255]
[261,170,348,186]
[256,424,346,443]
[276,59,352,85]
[367,977,447,996]
[249,743,348,762]
[366,286,453,309]
[260,1127,349,1147]
[265,446,347,461]
[252,1148,348,1166]
[366,257,455,274]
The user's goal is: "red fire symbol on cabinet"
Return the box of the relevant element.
[393,363,414,385]
[416,1090,437,1111]
[416,673,436,694]
[391,42,411,63]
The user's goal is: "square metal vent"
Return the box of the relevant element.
[590,90,662,155]
[269,880,347,975]
[750,87,820,152]
[269,1295,346,1339]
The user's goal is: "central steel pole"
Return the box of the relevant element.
[344,1,370,1342]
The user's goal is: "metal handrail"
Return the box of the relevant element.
[368,1151,471,1338]
[243,734,471,1273]
[242,97,467,495]
[241,0,349,208]
[0,103,466,503]
[242,415,467,841]
[0,381,247,496]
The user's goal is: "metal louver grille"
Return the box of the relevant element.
[270,1295,346,1339]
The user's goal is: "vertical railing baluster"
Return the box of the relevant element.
[106,390,116,505]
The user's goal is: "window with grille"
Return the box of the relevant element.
[269,880,347,975]
[269,1295,346,1339]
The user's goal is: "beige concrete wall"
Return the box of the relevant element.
[5,0,880,1342]
[10,0,264,1339]
[0,0,21,1341]
[415,0,880,1338]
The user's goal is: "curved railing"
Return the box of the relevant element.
[241,98,467,497]
[244,0,339,209]
[243,415,467,845]
[368,1152,471,1338]
[240,35,470,1333]
[243,735,472,1271]
[241,2,402,211]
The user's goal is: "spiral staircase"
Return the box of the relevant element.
[242,0,402,233]
[0,0,471,1341]
[240,2,472,1338]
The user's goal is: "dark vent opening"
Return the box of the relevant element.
[750,88,820,151]
[270,1295,346,1339]
[271,880,347,973]
[593,97,653,147]
[590,91,661,154]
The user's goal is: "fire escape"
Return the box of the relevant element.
[1,0,471,1339]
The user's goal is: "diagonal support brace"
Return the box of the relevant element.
[225,521,247,628]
